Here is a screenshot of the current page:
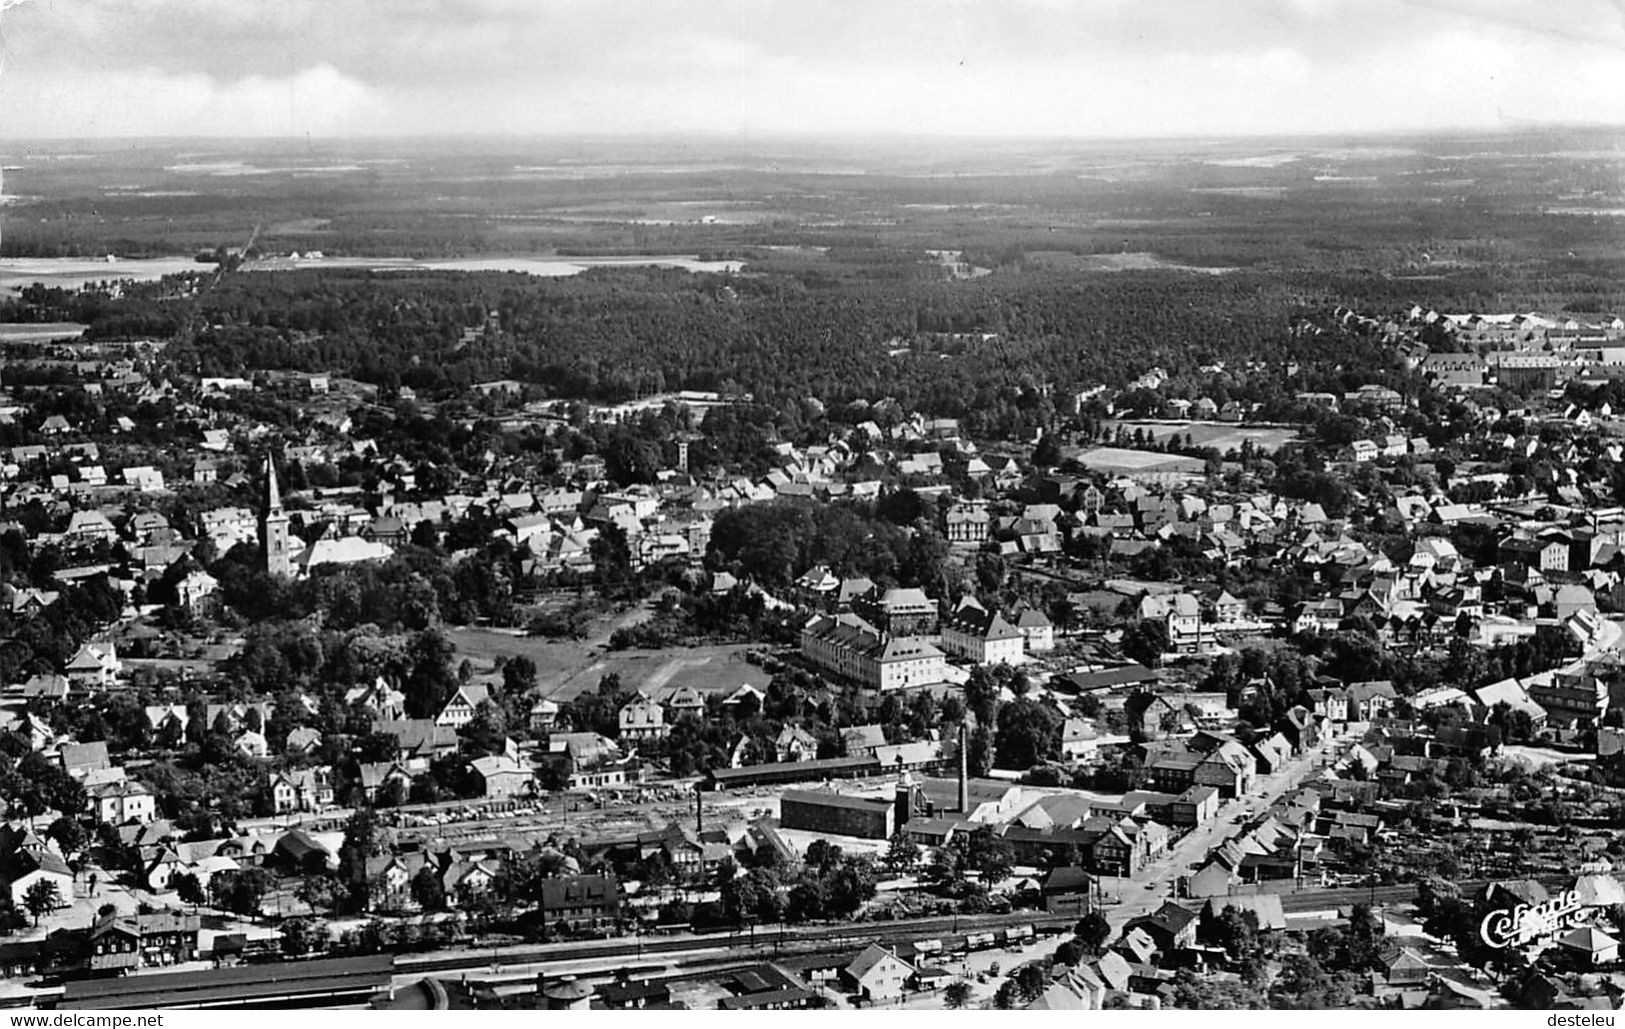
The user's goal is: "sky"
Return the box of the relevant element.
[2,0,1624,139]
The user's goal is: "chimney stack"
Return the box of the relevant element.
[894,758,914,830]
[958,724,969,814]
[695,784,703,835]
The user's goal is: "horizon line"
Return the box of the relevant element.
[3,121,1623,149]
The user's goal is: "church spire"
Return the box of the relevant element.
[260,453,291,578]
[263,453,282,513]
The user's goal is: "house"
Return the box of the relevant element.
[1557,927,1619,966]
[371,719,459,769]
[471,754,534,798]
[88,780,156,825]
[775,725,818,763]
[65,642,121,690]
[273,830,339,875]
[1213,591,1246,623]
[542,732,633,789]
[84,912,200,972]
[944,502,991,544]
[365,854,422,911]
[285,726,323,755]
[59,740,111,780]
[1027,966,1106,1011]
[1,846,73,909]
[1500,535,1569,574]
[538,874,620,930]
[18,673,69,702]
[939,600,1025,665]
[434,684,491,730]
[1039,866,1095,916]
[841,725,889,758]
[659,685,707,720]
[529,697,560,733]
[841,944,914,1002]
[1010,605,1054,651]
[1380,945,1432,985]
[1059,718,1101,761]
[1170,785,1221,827]
[345,678,407,720]
[1128,901,1200,955]
[234,730,269,759]
[355,762,414,805]
[1345,680,1398,721]
[1138,592,1204,653]
[66,510,118,542]
[618,698,669,741]
[269,768,334,814]
[1204,894,1287,932]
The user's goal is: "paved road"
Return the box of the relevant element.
[1100,730,1352,930]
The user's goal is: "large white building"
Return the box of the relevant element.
[940,599,1025,665]
[801,612,949,690]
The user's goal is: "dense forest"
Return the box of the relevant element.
[9,263,1442,438]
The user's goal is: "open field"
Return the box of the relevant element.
[0,256,202,290]
[0,321,88,340]
[447,625,769,701]
[1071,446,1206,475]
[1105,420,1302,453]
[1027,250,1235,274]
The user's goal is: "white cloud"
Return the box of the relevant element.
[2,64,380,138]
[0,0,1622,137]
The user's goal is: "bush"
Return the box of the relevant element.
[1023,765,1063,787]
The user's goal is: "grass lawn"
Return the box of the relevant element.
[447,625,770,702]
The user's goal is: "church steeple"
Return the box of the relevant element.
[262,454,283,514]
[259,454,291,578]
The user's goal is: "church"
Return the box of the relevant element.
[259,456,395,578]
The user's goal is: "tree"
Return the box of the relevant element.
[1075,911,1112,956]
[296,875,346,914]
[174,872,206,909]
[410,865,448,913]
[280,916,326,957]
[211,868,272,917]
[884,830,919,872]
[403,629,458,719]
[1121,618,1170,667]
[975,551,1008,594]
[994,699,1062,770]
[337,807,386,913]
[23,879,60,924]
[786,879,828,923]
[1011,963,1047,1003]
[963,665,1005,726]
[45,816,86,857]
[502,655,537,693]
[804,838,843,871]
[826,858,877,916]
[944,980,972,1009]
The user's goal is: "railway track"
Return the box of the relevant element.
[397,910,1074,975]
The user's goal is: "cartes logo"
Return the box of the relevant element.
[1479,889,1590,949]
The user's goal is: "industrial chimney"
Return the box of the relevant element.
[957,724,969,814]
[694,784,703,835]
